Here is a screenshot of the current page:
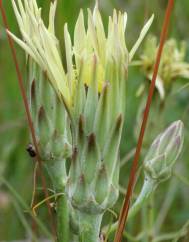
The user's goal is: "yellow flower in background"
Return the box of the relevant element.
[9,0,154,112]
[133,35,189,100]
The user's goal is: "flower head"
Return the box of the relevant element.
[10,0,154,112]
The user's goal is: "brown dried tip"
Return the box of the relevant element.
[38,106,46,122]
[84,84,89,94]
[79,173,85,184]
[99,163,106,175]
[88,133,96,151]
[79,115,85,136]
[43,70,48,80]
[102,82,109,93]
[53,130,58,139]
[100,82,109,108]
[72,147,78,162]
[31,79,36,101]
[116,114,123,131]
[93,54,97,65]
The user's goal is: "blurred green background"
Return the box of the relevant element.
[0,0,189,241]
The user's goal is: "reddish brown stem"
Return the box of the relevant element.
[0,1,56,239]
[114,0,175,241]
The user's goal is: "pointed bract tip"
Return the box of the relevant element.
[43,70,48,80]
[64,22,68,31]
[79,174,85,184]
[94,0,99,11]
[150,14,155,22]
[101,81,109,93]
[53,130,58,139]
[38,106,46,121]
[152,137,161,149]
[99,163,106,174]
[52,0,57,7]
[88,133,96,150]
[79,114,85,135]
[165,120,184,139]
[31,79,36,100]
[93,54,97,65]
[116,114,123,130]
[72,146,78,162]
[176,120,184,131]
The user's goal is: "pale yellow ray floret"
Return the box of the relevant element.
[9,0,154,109]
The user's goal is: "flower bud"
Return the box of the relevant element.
[144,120,184,182]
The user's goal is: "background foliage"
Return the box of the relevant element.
[0,0,189,241]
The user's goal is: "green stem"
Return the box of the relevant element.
[128,178,156,220]
[147,195,154,241]
[57,192,70,242]
[78,212,103,242]
[142,204,148,242]
[46,159,67,192]
[45,160,70,242]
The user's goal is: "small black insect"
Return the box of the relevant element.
[26,143,36,158]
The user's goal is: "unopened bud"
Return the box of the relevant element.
[144,120,184,182]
